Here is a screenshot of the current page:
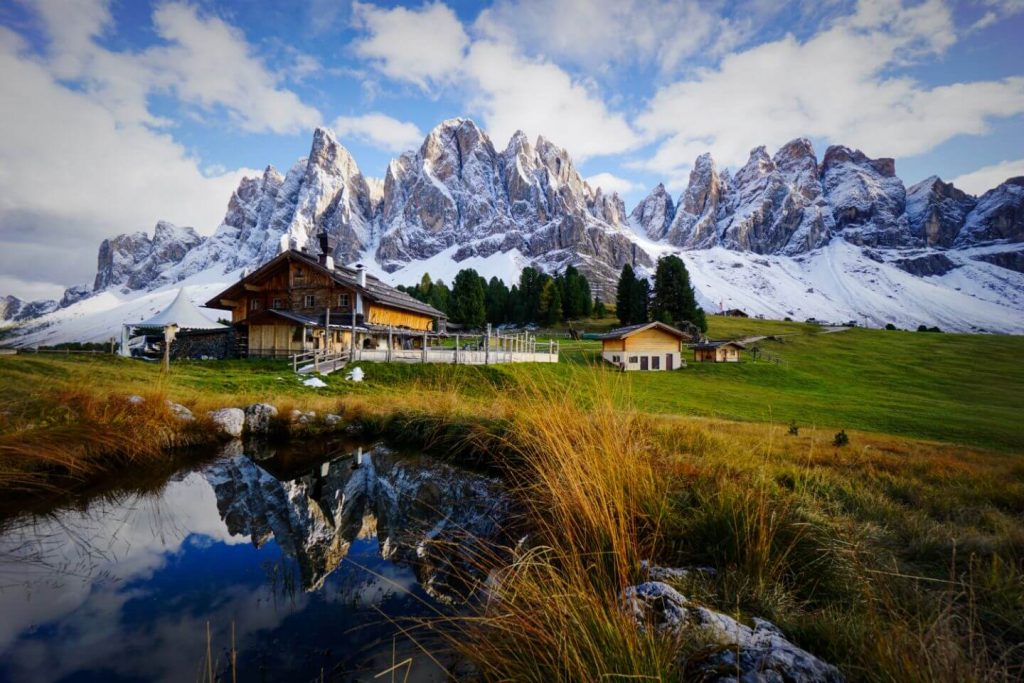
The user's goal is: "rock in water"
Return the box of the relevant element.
[244,403,278,434]
[207,408,245,437]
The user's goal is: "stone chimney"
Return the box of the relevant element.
[317,231,336,270]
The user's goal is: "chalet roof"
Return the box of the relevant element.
[598,321,691,341]
[692,340,746,350]
[205,250,445,320]
[133,289,227,330]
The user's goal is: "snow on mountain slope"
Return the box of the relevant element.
[4,120,1024,343]
[13,267,239,346]
[677,241,1024,333]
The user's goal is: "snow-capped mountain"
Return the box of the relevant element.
[4,119,1023,343]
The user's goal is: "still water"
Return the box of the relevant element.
[0,440,514,682]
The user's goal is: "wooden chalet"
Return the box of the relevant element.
[598,321,691,371]
[205,237,446,359]
[692,340,744,363]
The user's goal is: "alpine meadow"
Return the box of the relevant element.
[0,1,1022,682]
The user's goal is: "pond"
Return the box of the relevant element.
[0,439,516,682]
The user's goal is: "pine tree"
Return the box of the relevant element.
[593,297,606,318]
[485,276,510,325]
[651,254,706,331]
[428,278,451,317]
[539,278,563,326]
[450,269,486,327]
[518,267,545,323]
[632,278,650,324]
[616,264,636,325]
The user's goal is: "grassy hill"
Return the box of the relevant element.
[2,319,1022,680]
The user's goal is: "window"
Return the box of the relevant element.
[612,355,620,363]
[250,299,260,311]
[338,293,350,308]
[272,298,283,310]
[304,294,315,308]
[294,267,304,280]
[628,356,638,363]
[652,356,660,370]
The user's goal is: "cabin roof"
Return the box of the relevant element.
[598,321,691,341]
[692,340,746,350]
[204,250,445,320]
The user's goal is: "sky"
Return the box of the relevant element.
[1,0,1023,301]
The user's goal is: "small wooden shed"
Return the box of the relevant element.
[692,341,745,363]
[598,321,690,371]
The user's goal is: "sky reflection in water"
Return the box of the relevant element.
[0,442,509,682]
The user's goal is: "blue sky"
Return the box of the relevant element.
[1,0,1023,299]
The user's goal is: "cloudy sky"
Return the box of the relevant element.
[1,0,1022,300]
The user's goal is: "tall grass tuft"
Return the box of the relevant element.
[0,385,208,492]
[443,371,686,681]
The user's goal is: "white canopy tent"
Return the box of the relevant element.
[120,288,227,357]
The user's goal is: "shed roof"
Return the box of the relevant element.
[598,321,691,341]
[133,289,227,330]
[692,340,746,350]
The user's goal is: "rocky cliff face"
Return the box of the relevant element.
[630,140,1023,265]
[13,119,1024,333]
[377,118,648,288]
[905,176,977,247]
[720,140,833,255]
[94,221,203,291]
[955,177,1024,247]
[628,183,675,240]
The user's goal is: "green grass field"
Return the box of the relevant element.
[3,317,1020,451]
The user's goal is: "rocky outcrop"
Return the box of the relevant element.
[720,140,833,255]
[894,253,959,277]
[0,295,23,322]
[955,177,1024,247]
[628,183,675,240]
[972,248,1024,273]
[820,145,911,247]
[624,580,844,682]
[905,176,976,247]
[59,284,91,308]
[94,221,203,291]
[377,119,648,291]
[665,153,726,248]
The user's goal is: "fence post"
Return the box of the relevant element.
[454,334,459,364]
[484,324,490,365]
[387,326,393,363]
[422,332,427,363]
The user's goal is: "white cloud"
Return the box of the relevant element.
[0,25,257,297]
[585,172,639,195]
[474,0,750,74]
[22,0,322,134]
[463,42,640,160]
[951,159,1024,195]
[351,1,468,91]
[349,3,641,161]
[636,0,1024,177]
[331,112,424,153]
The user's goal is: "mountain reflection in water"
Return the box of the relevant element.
[0,442,513,682]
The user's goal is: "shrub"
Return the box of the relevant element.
[788,420,799,436]
[885,323,897,330]
[833,430,849,447]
